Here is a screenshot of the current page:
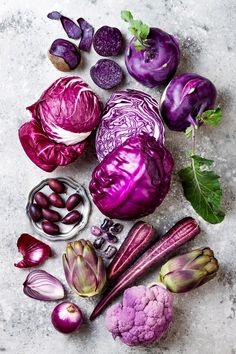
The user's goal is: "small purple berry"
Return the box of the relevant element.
[91,226,102,237]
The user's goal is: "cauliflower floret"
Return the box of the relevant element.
[105,284,173,346]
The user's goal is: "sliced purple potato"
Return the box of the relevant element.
[90,59,124,90]
[77,18,94,52]
[60,16,82,39]
[47,11,62,20]
[48,39,81,71]
[93,26,123,57]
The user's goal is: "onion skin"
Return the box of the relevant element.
[51,302,83,333]
[14,234,52,268]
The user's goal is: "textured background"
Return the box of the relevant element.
[0,0,235,353]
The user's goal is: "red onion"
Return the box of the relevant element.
[23,270,65,301]
[51,302,83,333]
[14,234,52,268]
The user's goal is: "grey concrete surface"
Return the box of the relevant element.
[0,0,235,353]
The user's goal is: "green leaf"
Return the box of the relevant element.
[178,155,225,224]
[121,10,150,47]
[121,10,133,22]
[133,40,145,52]
[197,107,222,126]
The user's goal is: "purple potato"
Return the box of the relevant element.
[47,11,62,20]
[29,203,42,222]
[77,18,94,52]
[93,26,123,57]
[66,194,82,211]
[61,210,82,225]
[42,208,61,222]
[48,39,81,72]
[42,220,60,235]
[48,178,65,193]
[90,59,124,90]
[34,192,50,209]
[48,193,65,208]
[60,16,82,40]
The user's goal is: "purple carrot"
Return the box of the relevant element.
[107,221,157,282]
[90,217,200,320]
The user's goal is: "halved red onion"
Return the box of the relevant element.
[77,18,94,52]
[14,234,52,268]
[47,11,62,20]
[23,270,65,301]
[61,16,82,39]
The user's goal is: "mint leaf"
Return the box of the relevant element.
[197,107,222,126]
[179,155,225,224]
[121,10,133,22]
[121,10,150,48]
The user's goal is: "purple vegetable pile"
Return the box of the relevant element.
[15,6,225,349]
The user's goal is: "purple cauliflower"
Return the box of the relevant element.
[105,285,173,347]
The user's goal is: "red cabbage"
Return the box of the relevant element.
[90,133,174,220]
[96,89,165,161]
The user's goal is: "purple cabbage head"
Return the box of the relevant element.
[18,76,102,172]
[89,133,174,220]
[125,28,180,88]
[96,89,165,161]
[160,73,217,131]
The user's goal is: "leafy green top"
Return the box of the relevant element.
[121,10,150,52]
[179,155,225,224]
[185,107,222,138]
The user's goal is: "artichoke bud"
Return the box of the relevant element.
[63,240,106,297]
[159,247,219,293]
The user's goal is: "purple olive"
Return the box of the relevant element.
[93,237,105,250]
[91,226,102,237]
[34,192,50,209]
[61,210,82,225]
[66,193,82,211]
[29,203,42,222]
[104,245,117,259]
[48,193,65,208]
[48,179,65,193]
[42,208,61,222]
[42,220,60,235]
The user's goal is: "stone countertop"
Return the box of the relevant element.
[0,0,235,353]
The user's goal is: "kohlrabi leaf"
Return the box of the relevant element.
[178,155,225,224]
[121,10,150,51]
[197,107,222,126]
